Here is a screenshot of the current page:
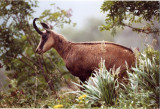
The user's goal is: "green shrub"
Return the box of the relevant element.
[119,46,160,108]
[71,60,120,107]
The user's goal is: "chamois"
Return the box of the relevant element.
[33,18,135,83]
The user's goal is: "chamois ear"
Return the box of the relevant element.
[40,22,52,31]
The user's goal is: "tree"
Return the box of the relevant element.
[0,0,73,100]
[60,18,114,42]
[100,1,160,49]
[100,1,159,34]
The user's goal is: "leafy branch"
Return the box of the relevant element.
[122,23,159,34]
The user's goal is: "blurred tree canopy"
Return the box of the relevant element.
[0,0,74,98]
[60,18,114,42]
[100,1,160,35]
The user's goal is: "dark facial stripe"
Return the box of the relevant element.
[39,35,48,49]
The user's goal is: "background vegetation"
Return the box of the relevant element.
[0,1,159,108]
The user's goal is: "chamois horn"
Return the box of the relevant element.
[33,18,43,35]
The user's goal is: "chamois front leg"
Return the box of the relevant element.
[79,77,86,90]
[79,77,87,83]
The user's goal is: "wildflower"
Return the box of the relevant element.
[79,100,84,104]
[78,94,87,100]
[53,104,63,108]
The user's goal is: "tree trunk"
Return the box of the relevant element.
[39,58,55,91]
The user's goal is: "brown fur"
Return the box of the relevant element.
[36,30,135,82]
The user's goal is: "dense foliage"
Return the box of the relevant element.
[78,60,119,106]
[118,46,159,108]
[100,1,160,35]
[0,0,75,107]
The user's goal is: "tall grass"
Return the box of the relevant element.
[119,46,159,108]
[71,60,120,107]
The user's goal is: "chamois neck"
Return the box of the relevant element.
[53,32,71,60]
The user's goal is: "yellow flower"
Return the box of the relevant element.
[78,94,87,100]
[79,100,83,103]
[53,104,63,108]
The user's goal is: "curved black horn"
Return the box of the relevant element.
[33,18,43,35]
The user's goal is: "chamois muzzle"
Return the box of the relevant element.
[33,18,43,35]
[35,48,43,54]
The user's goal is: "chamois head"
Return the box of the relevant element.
[33,18,54,54]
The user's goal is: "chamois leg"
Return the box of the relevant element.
[118,70,129,85]
[79,77,87,90]
[79,77,86,83]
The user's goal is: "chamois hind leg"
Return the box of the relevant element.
[118,70,129,85]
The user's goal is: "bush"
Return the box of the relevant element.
[119,46,160,108]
